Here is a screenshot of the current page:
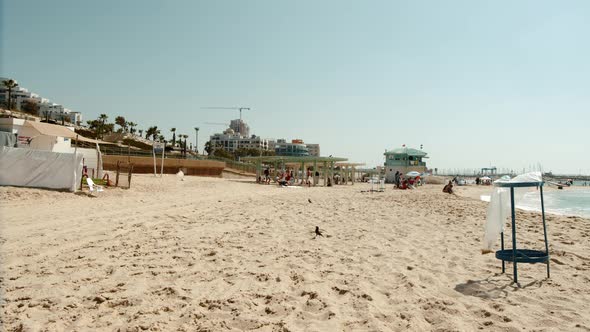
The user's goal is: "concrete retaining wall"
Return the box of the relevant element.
[103,155,225,177]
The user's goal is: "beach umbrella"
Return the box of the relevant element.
[406,171,420,177]
[481,176,491,180]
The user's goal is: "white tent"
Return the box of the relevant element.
[0,146,83,192]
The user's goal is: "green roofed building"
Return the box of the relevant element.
[383,146,428,183]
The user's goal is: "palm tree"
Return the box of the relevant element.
[170,127,177,146]
[145,126,154,139]
[152,126,160,141]
[98,114,108,138]
[115,116,127,132]
[138,129,143,137]
[145,126,160,141]
[182,134,189,156]
[2,79,18,110]
[127,122,137,135]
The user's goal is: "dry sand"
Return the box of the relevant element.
[1,175,589,331]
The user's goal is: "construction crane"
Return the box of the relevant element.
[204,122,229,126]
[201,106,251,135]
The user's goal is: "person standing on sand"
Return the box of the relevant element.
[394,171,400,188]
[264,167,270,184]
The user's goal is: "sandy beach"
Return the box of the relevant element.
[1,175,589,331]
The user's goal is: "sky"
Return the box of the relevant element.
[2,0,589,174]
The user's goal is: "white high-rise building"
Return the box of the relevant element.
[1,78,82,125]
[229,119,250,137]
[306,143,320,157]
[209,128,269,153]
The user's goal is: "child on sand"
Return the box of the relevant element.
[442,181,453,194]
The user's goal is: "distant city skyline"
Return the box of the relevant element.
[2,1,589,174]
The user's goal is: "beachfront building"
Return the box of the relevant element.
[271,138,320,157]
[209,128,270,152]
[0,118,98,152]
[1,78,82,125]
[306,143,320,157]
[229,119,250,137]
[383,146,428,183]
[275,139,310,157]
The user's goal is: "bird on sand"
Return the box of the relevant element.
[314,226,323,238]
[308,199,312,203]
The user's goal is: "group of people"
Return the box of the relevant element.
[393,171,421,190]
[261,167,320,187]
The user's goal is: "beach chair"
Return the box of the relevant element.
[87,178,104,196]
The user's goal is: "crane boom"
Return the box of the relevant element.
[204,122,229,126]
[201,106,251,130]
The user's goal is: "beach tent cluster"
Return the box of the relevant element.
[0,119,110,192]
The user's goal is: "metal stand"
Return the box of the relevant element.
[496,181,550,285]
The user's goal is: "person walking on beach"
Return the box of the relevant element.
[264,167,270,184]
[394,171,400,188]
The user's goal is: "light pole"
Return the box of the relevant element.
[194,127,199,154]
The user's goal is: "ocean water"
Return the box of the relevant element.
[518,189,590,219]
[480,188,590,219]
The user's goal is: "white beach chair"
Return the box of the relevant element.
[87,178,104,195]
[379,179,386,192]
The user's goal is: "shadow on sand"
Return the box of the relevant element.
[455,274,547,299]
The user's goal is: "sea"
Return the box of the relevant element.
[481,188,590,219]
[518,188,590,219]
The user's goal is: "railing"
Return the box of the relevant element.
[100,146,200,160]
[100,146,257,173]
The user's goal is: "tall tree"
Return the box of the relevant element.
[145,126,160,140]
[2,79,18,110]
[98,114,108,138]
[21,98,40,115]
[204,140,213,155]
[127,122,137,134]
[170,127,176,146]
[138,129,143,137]
[152,126,160,141]
[115,116,127,132]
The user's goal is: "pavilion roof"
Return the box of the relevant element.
[242,155,348,163]
[384,147,427,157]
[335,162,366,167]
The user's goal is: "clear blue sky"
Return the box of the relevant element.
[2,0,589,174]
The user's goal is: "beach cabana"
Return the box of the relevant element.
[242,155,348,186]
[335,162,365,185]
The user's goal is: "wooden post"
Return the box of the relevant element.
[313,160,318,186]
[116,160,121,187]
[128,164,134,188]
[323,161,327,186]
[301,161,304,185]
[330,161,335,186]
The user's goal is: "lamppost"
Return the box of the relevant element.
[194,127,199,154]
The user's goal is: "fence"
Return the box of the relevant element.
[208,156,257,174]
